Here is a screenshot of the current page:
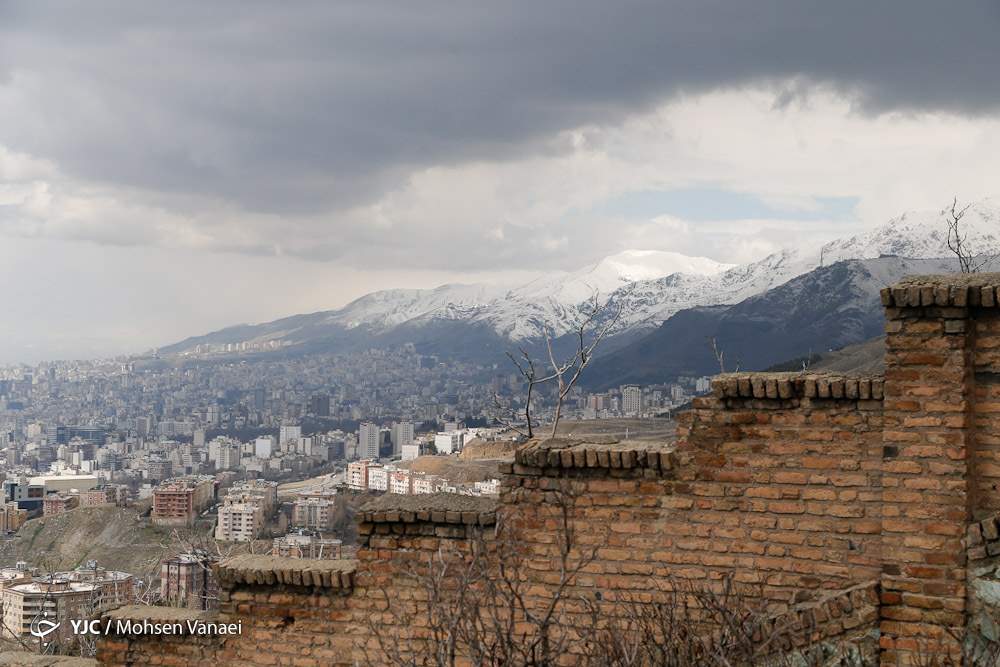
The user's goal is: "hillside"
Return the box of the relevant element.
[768,337,886,375]
[551,418,677,442]
[397,457,499,483]
[582,256,968,389]
[0,502,216,579]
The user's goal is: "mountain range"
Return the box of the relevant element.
[161,200,1000,385]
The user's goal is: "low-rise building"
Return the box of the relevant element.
[474,479,501,496]
[43,493,79,516]
[215,499,264,542]
[367,465,388,492]
[291,497,337,532]
[80,485,129,507]
[228,479,278,516]
[0,503,27,532]
[389,469,411,495]
[28,474,98,494]
[1,579,97,643]
[412,473,442,495]
[347,459,376,490]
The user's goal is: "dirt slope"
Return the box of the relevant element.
[0,501,215,579]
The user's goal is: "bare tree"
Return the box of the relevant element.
[495,294,622,440]
[544,295,623,438]
[946,196,993,274]
[708,337,739,374]
[496,348,546,439]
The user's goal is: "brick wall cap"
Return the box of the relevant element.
[214,554,357,589]
[359,492,497,525]
[709,372,883,401]
[883,273,1000,308]
[514,438,676,473]
[896,273,1000,289]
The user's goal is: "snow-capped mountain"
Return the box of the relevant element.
[583,255,974,389]
[819,199,1000,264]
[325,283,504,331]
[598,199,1000,332]
[160,199,1000,358]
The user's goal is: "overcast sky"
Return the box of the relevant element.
[1,1,999,363]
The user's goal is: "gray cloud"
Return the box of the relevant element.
[0,1,998,216]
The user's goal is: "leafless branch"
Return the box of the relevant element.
[946,196,994,274]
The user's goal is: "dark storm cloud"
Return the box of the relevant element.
[0,0,998,215]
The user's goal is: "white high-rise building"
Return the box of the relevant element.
[390,421,414,456]
[279,425,302,447]
[254,436,274,459]
[622,385,642,416]
[358,423,380,459]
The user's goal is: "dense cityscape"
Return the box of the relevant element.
[0,343,697,649]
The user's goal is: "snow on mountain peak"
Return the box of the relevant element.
[821,199,1000,265]
[592,249,734,281]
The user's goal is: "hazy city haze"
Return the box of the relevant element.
[1,1,999,361]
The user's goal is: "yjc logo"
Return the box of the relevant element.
[70,619,104,635]
[28,615,59,641]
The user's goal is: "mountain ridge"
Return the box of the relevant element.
[160,200,1000,359]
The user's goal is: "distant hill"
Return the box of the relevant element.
[581,256,964,390]
[768,336,886,375]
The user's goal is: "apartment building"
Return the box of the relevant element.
[291,497,337,532]
[1,579,97,643]
[80,485,129,507]
[227,479,278,516]
[389,470,412,495]
[215,499,264,542]
[411,473,442,495]
[43,493,79,516]
[160,552,218,611]
[0,565,33,595]
[62,563,134,611]
[347,459,378,490]
[0,502,27,532]
[367,465,388,491]
[0,564,133,644]
[151,475,215,527]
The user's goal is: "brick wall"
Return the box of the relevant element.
[92,273,1000,666]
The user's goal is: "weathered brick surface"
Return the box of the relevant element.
[878,279,976,665]
[94,274,1000,667]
